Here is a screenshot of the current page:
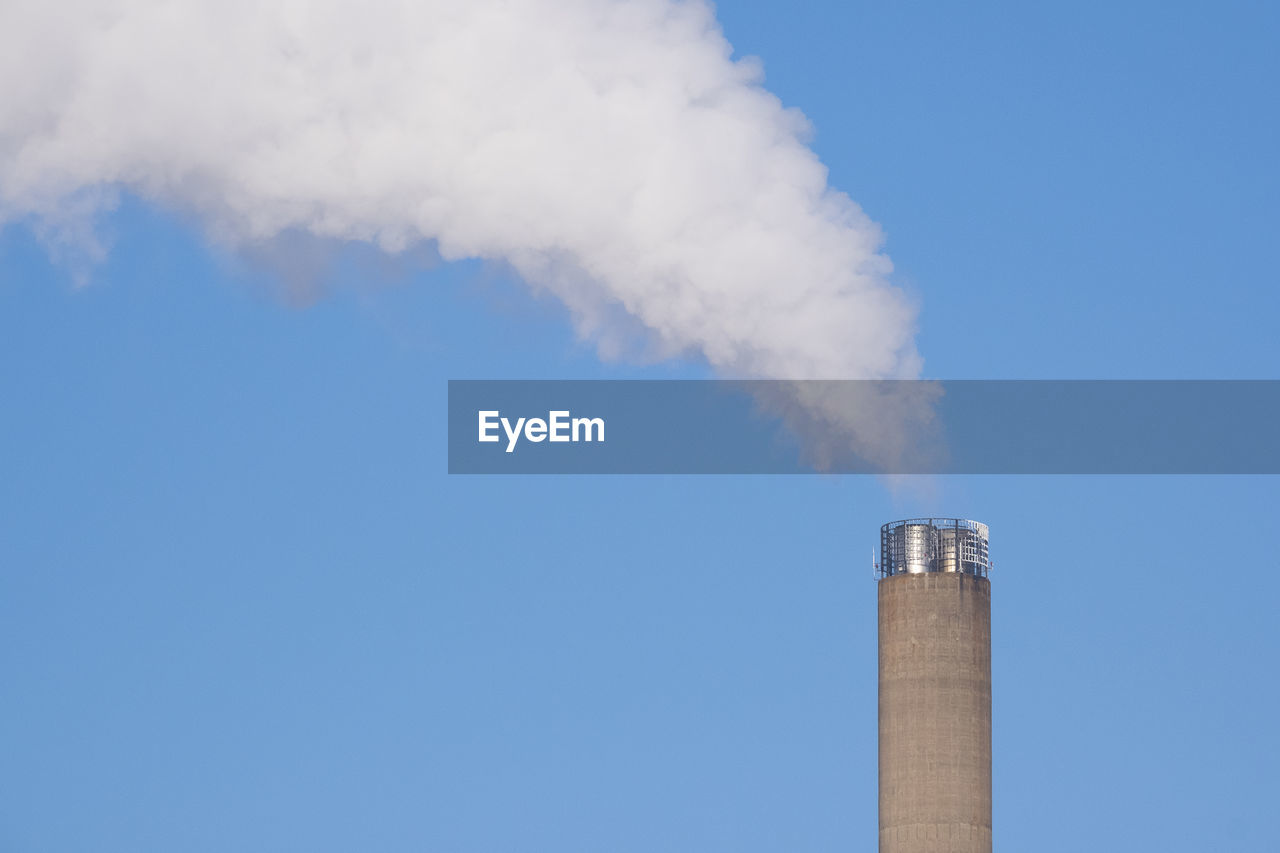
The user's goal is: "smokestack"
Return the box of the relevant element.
[877,518,992,853]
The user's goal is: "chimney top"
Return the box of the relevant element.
[878,518,990,579]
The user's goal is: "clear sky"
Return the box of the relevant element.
[2,1,1278,851]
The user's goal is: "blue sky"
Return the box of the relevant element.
[2,1,1278,851]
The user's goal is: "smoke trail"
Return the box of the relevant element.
[1,0,927,455]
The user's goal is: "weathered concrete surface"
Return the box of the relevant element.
[879,572,991,853]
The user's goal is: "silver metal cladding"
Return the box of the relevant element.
[878,518,990,579]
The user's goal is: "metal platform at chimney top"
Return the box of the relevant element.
[876,517,991,580]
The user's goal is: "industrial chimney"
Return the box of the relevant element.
[877,518,992,853]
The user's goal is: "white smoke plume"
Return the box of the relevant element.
[1,0,921,384]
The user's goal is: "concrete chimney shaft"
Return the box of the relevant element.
[878,519,992,853]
